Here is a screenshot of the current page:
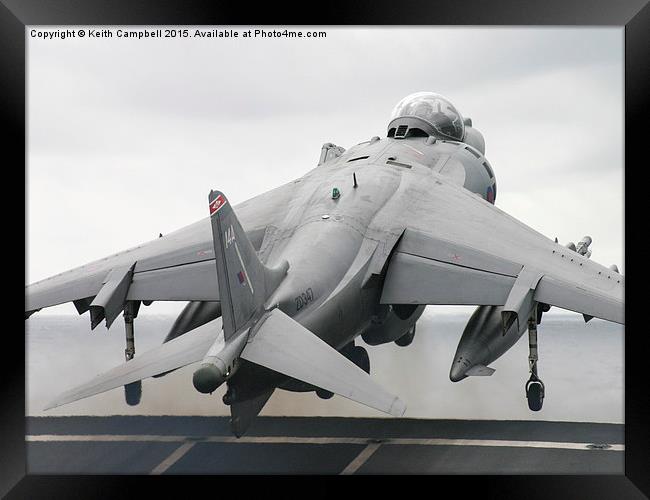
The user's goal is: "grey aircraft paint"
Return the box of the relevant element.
[26,92,624,436]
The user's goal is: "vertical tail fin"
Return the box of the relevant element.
[208,190,288,340]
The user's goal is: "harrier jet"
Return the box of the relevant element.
[25,92,624,436]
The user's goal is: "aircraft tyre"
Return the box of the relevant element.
[525,378,545,411]
[316,388,334,399]
[340,342,370,374]
[351,345,370,374]
[124,381,142,406]
[395,325,416,347]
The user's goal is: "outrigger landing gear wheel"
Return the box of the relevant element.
[525,305,545,412]
[525,376,545,411]
[124,381,142,406]
[122,301,142,406]
[395,325,416,347]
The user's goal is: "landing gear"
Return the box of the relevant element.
[123,301,137,361]
[526,377,544,411]
[316,388,334,400]
[525,306,545,411]
[223,385,236,405]
[123,301,142,406]
[341,342,370,374]
[124,380,142,406]
[316,342,370,400]
[536,302,551,324]
[395,324,416,347]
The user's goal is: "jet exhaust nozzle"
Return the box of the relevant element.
[164,301,222,344]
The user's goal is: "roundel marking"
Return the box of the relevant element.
[486,186,495,204]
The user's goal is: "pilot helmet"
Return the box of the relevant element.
[388,92,465,141]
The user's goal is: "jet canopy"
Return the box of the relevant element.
[388,92,465,141]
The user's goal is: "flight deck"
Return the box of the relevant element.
[26,416,623,475]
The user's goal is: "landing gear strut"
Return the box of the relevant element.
[123,301,142,406]
[525,305,545,411]
[124,301,136,361]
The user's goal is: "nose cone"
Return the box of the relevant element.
[192,364,226,394]
[449,355,471,382]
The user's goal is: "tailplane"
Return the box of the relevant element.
[241,308,406,417]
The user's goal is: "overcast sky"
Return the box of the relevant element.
[26,27,624,316]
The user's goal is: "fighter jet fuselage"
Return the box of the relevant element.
[225,132,496,402]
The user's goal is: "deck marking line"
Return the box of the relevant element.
[150,442,195,475]
[340,443,381,475]
[388,438,625,451]
[27,434,185,442]
[25,434,624,451]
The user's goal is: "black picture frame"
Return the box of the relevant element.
[4,0,647,497]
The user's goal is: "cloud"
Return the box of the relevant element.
[27,26,623,308]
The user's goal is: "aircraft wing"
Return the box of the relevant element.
[25,181,298,325]
[380,175,624,324]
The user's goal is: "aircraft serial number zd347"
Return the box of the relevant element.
[25,92,624,437]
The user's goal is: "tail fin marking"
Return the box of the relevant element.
[208,190,288,340]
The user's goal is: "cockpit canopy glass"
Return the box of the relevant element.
[389,92,465,141]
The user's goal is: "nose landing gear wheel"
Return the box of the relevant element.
[525,377,545,411]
